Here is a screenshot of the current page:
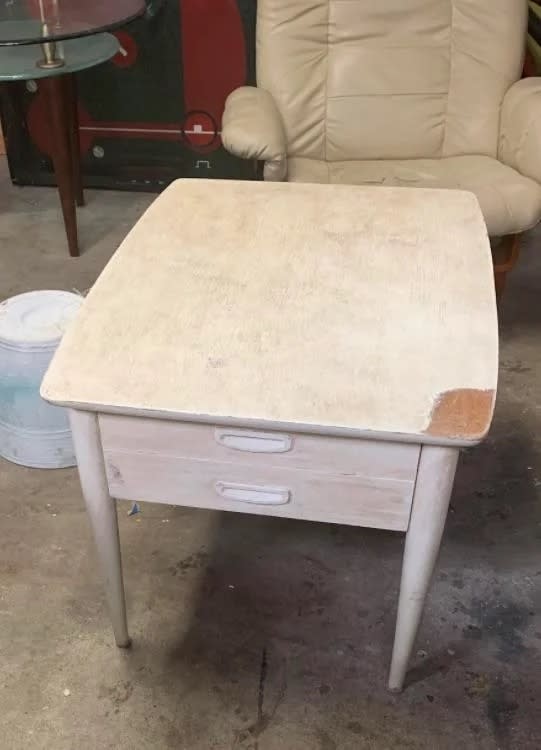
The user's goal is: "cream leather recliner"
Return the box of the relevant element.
[222,0,541,286]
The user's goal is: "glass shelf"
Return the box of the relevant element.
[0,0,146,46]
[0,32,119,79]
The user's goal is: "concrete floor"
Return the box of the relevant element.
[1,158,541,750]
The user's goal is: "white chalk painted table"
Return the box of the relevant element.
[41,180,498,691]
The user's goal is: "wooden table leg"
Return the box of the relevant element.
[40,75,79,257]
[493,234,521,303]
[69,409,131,648]
[64,74,85,208]
[388,445,459,692]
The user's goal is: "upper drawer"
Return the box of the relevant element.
[98,414,419,481]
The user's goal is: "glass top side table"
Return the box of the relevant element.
[0,1,146,257]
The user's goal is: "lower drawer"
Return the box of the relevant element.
[104,451,415,531]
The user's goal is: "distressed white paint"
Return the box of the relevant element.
[68,409,130,648]
[45,181,497,690]
[42,180,498,445]
[98,414,420,480]
[103,445,415,532]
[388,445,459,692]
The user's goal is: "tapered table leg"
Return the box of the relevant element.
[64,74,85,207]
[69,409,130,647]
[41,75,79,257]
[388,445,459,692]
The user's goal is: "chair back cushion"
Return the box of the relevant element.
[256,0,527,160]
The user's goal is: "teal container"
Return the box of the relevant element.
[0,291,83,468]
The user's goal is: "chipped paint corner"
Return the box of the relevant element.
[425,388,496,441]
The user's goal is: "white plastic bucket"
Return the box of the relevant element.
[0,290,83,469]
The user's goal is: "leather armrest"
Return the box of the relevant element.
[222,86,287,164]
[499,78,541,184]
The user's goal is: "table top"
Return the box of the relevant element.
[0,32,119,79]
[0,0,145,46]
[42,180,499,446]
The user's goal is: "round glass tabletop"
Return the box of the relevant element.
[0,0,146,46]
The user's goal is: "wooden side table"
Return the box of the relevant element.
[0,34,119,256]
[41,180,499,691]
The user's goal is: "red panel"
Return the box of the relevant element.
[180,0,246,151]
[112,32,139,69]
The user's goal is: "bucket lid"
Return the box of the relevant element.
[0,291,83,347]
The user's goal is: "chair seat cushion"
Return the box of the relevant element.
[287,155,541,237]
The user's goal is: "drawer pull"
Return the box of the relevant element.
[214,429,292,454]
[215,481,291,505]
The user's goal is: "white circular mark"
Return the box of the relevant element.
[92,145,105,159]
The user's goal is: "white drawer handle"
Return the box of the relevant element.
[214,429,292,454]
[215,481,291,505]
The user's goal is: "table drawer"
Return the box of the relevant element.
[99,414,419,482]
[103,450,415,532]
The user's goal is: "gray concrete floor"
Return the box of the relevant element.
[1,158,540,750]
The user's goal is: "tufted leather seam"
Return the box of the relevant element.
[441,0,455,156]
[324,0,331,161]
